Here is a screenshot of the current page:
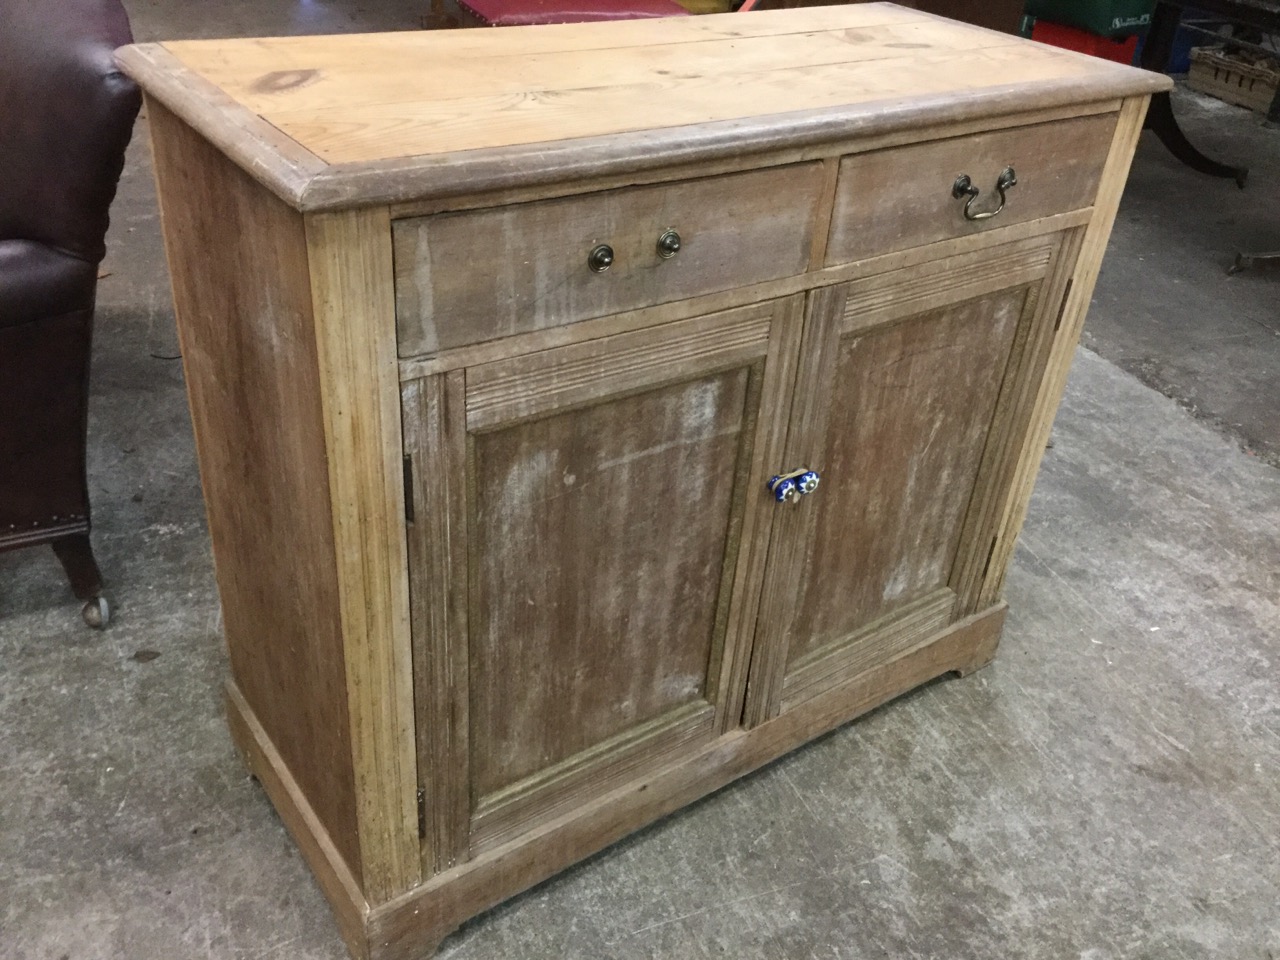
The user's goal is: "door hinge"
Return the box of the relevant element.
[416,786,427,840]
[1054,279,1074,333]
[403,455,415,524]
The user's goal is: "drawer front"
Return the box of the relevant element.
[393,163,824,356]
[825,113,1116,266]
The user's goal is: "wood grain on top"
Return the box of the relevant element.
[120,5,1172,208]
[121,5,1167,194]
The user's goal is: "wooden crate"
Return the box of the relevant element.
[1188,46,1280,113]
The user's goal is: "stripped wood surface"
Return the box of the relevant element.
[787,286,1026,654]
[117,7,1169,210]
[464,305,774,429]
[400,372,472,875]
[155,9,1141,165]
[170,13,1014,123]
[393,164,822,356]
[837,235,1058,334]
[306,209,421,902]
[146,99,363,882]
[394,208,1094,381]
[977,96,1154,608]
[366,605,1008,960]
[225,682,369,959]
[382,100,1120,222]
[132,12,1160,956]
[826,112,1116,265]
[401,299,800,868]
[467,369,748,793]
[744,236,1059,724]
[780,587,956,710]
[948,228,1080,617]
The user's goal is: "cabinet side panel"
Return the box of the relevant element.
[148,99,361,882]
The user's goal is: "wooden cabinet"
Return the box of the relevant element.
[120,7,1167,959]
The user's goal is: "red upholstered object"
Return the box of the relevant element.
[459,0,690,26]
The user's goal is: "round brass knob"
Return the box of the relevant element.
[657,229,682,259]
[588,244,614,273]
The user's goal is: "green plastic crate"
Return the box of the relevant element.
[1024,0,1155,37]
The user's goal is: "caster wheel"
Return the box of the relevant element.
[82,595,111,629]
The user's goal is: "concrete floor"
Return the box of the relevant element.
[2,4,1279,958]
[1091,90,1280,466]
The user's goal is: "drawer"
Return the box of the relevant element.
[824,113,1117,267]
[393,163,825,356]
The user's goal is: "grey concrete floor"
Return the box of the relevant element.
[1091,89,1280,466]
[3,4,1279,957]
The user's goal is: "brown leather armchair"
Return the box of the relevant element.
[0,0,141,627]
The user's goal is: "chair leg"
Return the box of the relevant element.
[52,534,111,628]
[52,533,103,600]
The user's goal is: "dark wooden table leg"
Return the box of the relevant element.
[1146,93,1250,186]
[1141,0,1249,187]
[1228,250,1280,274]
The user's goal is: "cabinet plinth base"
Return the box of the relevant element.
[224,683,370,959]
[229,602,1006,960]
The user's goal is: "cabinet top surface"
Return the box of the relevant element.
[118,4,1168,211]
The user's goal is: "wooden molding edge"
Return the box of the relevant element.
[299,79,1168,212]
[388,102,1119,222]
[116,44,326,208]
[224,681,370,958]
[364,603,1007,960]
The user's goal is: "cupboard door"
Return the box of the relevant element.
[744,233,1077,723]
[403,297,803,869]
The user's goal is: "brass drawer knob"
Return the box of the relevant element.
[951,166,1018,221]
[588,243,614,273]
[656,228,682,259]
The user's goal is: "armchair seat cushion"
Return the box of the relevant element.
[460,0,690,25]
[0,240,98,330]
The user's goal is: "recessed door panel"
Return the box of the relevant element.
[745,234,1071,723]
[786,289,1023,665]
[404,297,803,867]
[469,368,749,797]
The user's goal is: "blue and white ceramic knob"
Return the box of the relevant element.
[769,476,798,503]
[797,470,820,495]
